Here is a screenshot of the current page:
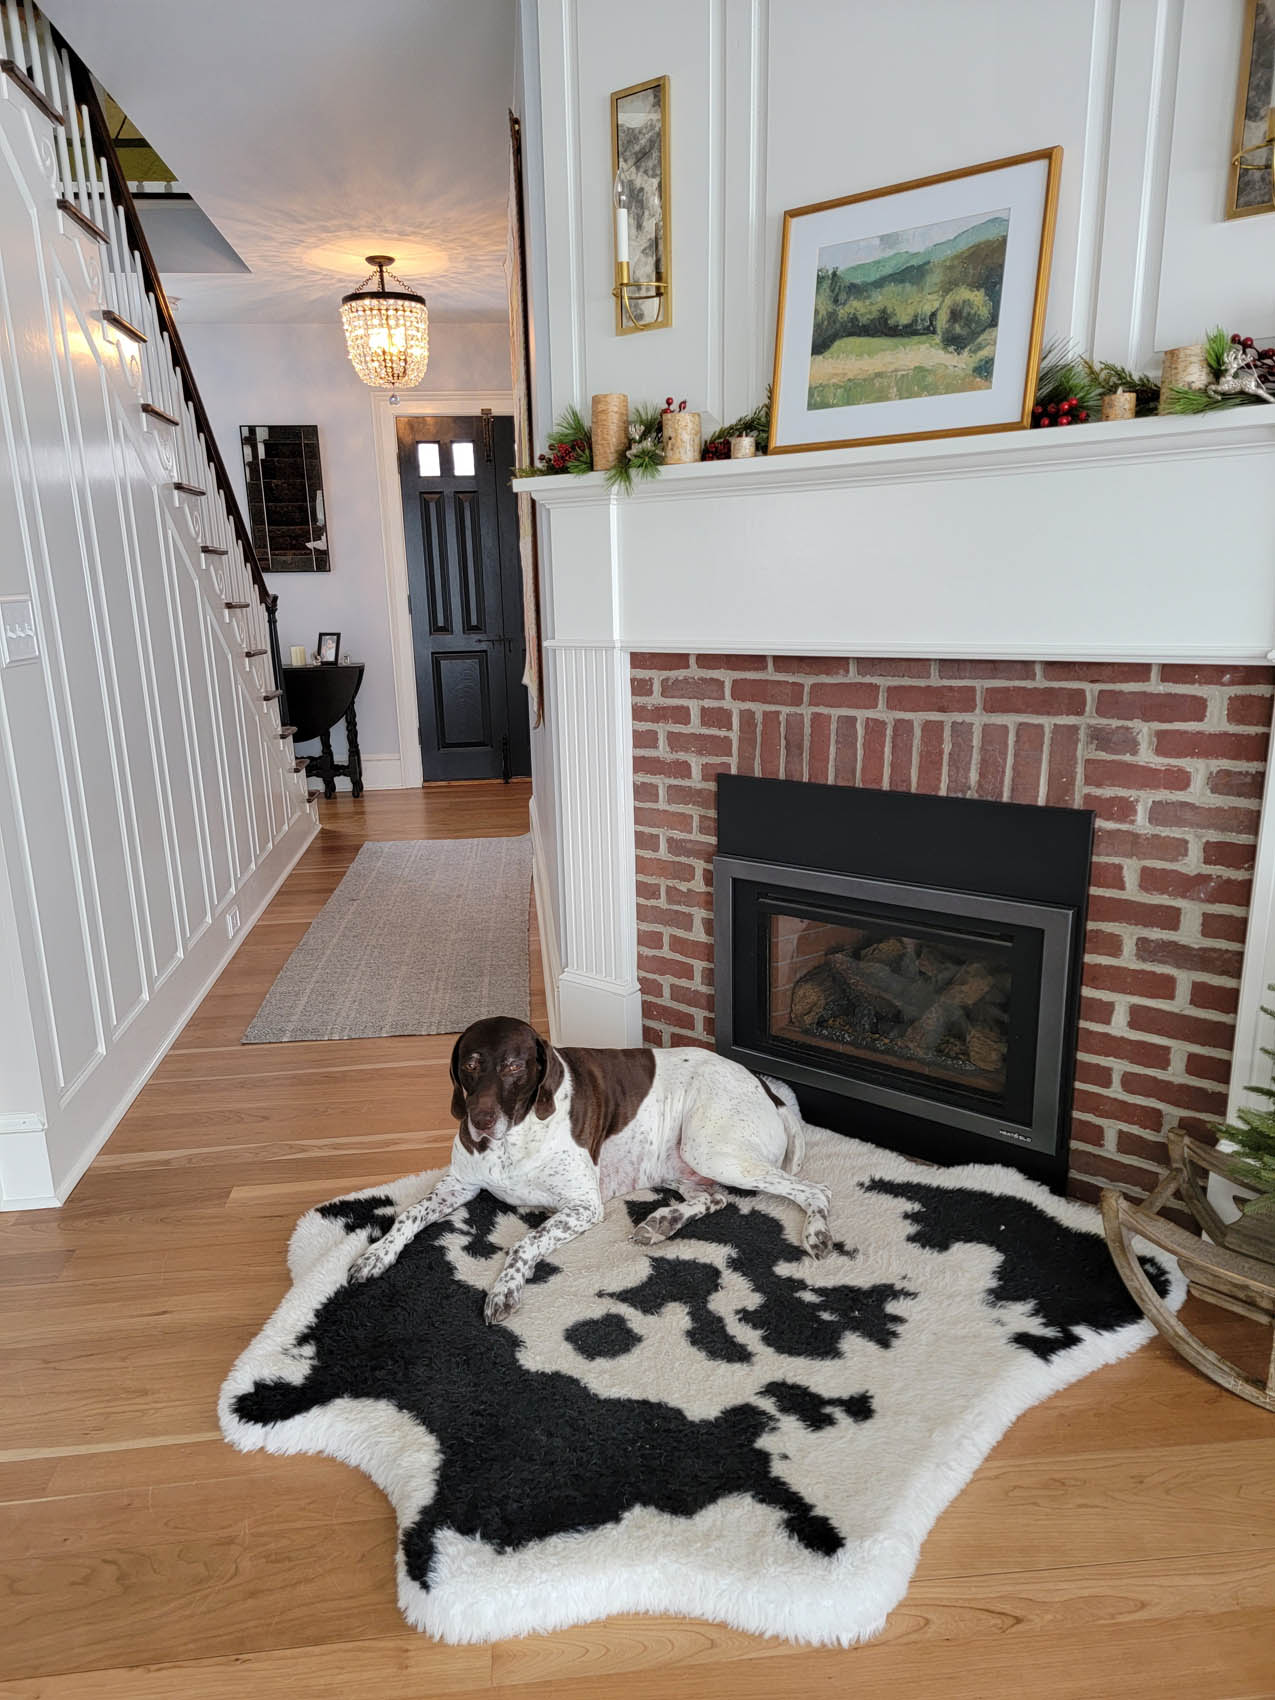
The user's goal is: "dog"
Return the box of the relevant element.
[347,1016,833,1324]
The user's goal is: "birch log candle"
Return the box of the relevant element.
[1101,390,1137,421]
[591,393,629,471]
[662,409,702,464]
[1158,345,1211,414]
[730,433,757,458]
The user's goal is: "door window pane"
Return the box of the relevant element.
[417,442,441,477]
[451,440,475,477]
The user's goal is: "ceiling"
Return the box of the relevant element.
[45,0,515,324]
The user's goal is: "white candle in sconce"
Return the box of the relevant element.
[613,171,629,265]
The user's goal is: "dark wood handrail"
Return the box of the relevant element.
[59,37,270,612]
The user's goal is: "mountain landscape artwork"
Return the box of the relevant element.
[807,209,1010,410]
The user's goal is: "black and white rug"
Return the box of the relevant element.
[219,1127,1184,1646]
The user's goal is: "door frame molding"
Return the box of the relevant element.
[372,389,515,789]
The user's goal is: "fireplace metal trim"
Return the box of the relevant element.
[714,854,1075,1159]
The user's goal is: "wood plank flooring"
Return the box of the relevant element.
[1,783,1273,1699]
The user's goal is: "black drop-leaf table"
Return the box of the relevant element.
[284,663,364,798]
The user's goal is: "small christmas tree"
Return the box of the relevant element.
[1214,989,1275,1217]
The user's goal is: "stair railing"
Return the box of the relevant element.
[0,1,290,727]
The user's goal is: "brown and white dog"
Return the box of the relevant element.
[348,1016,833,1323]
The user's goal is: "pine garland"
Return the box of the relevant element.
[607,401,664,493]
[1214,992,1275,1216]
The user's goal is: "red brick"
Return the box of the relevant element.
[665,784,717,809]
[1072,1088,1165,1132]
[834,716,858,786]
[861,718,887,788]
[631,676,654,697]
[759,709,781,778]
[642,1023,663,1046]
[984,685,1088,716]
[632,780,660,805]
[1078,1027,1173,1069]
[1135,937,1243,977]
[772,655,850,677]
[1127,1002,1234,1049]
[633,701,694,726]
[638,951,696,983]
[669,934,714,962]
[1083,758,1192,792]
[1087,724,1141,756]
[1080,994,1116,1025]
[947,721,975,794]
[637,927,666,951]
[1084,929,1125,959]
[1161,664,1274,685]
[854,659,932,678]
[637,856,696,883]
[642,999,696,1031]
[1114,1128,1170,1165]
[1083,962,1178,1000]
[1189,980,1239,1015]
[632,729,659,752]
[665,834,714,861]
[1070,1119,1110,1150]
[1138,866,1251,906]
[1185,1051,1231,1084]
[634,755,693,780]
[1153,728,1270,760]
[1010,721,1045,804]
[730,679,805,706]
[699,704,733,731]
[1046,723,1081,806]
[1120,1070,1227,1115]
[1095,690,1209,723]
[635,879,660,903]
[884,685,978,713]
[888,720,914,790]
[695,652,767,671]
[1146,799,1260,834]
[916,720,946,795]
[666,730,733,757]
[1209,767,1265,799]
[1089,861,1126,890]
[633,652,690,669]
[1087,894,1181,931]
[1083,792,1138,824]
[1043,662,1153,682]
[808,712,832,784]
[1066,1160,1158,1202]
[664,982,714,1013]
[1201,910,1248,943]
[975,722,1010,801]
[1227,693,1274,726]
[1074,1058,1114,1089]
[634,805,695,833]
[639,905,698,934]
[1093,828,1189,862]
[737,708,758,775]
[938,659,1036,679]
[784,712,806,782]
[1202,839,1256,870]
[808,681,880,710]
[660,674,726,701]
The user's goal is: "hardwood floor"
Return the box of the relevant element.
[2,782,1273,1699]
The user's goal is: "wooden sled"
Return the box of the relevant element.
[1101,1129,1275,1414]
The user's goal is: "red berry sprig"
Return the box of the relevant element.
[1031,394,1089,429]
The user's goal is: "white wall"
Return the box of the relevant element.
[529,0,1275,430]
[0,71,317,1205]
[184,317,514,784]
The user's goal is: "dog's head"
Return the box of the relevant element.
[449,1016,563,1152]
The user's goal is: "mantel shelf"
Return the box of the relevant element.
[513,407,1275,507]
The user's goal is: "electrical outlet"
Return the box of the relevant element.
[225,905,241,939]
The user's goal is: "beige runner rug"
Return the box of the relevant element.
[243,836,531,1043]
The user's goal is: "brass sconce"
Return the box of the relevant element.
[611,75,671,333]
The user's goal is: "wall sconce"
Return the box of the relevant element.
[611,75,670,334]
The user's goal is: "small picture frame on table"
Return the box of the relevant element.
[317,631,341,665]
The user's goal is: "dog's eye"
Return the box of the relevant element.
[500,1059,523,1074]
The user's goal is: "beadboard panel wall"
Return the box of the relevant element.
[0,78,317,1207]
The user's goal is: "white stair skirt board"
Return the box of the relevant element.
[220,1122,1184,1647]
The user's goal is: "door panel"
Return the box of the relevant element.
[397,415,531,781]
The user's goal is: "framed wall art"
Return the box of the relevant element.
[1228,0,1275,218]
[768,148,1062,456]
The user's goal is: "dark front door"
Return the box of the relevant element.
[396,414,531,781]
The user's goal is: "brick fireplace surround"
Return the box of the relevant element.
[630,654,1275,1202]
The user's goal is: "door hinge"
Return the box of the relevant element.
[481,406,494,462]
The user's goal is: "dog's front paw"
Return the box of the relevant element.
[348,1243,392,1284]
[803,1216,834,1260]
[484,1277,524,1325]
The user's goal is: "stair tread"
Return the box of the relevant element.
[172,481,206,497]
[223,600,251,609]
[277,726,298,737]
[102,309,148,344]
[1,59,65,126]
[140,402,180,426]
[261,689,283,702]
[243,648,268,658]
[200,545,228,556]
[56,197,108,243]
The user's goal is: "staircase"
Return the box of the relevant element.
[0,1,318,1206]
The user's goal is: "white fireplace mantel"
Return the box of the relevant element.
[520,409,1275,1117]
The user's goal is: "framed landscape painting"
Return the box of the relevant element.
[768,148,1061,455]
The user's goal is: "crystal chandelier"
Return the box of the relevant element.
[339,255,429,388]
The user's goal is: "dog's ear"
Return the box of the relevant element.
[448,1034,466,1123]
[534,1037,564,1119]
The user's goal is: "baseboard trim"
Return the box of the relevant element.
[360,754,404,790]
[529,802,562,1042]
[1,809,319,1210]
[557,968,644,1048]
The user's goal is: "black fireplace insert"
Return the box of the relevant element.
[714,776,1094,1190]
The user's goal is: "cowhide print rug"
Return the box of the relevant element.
[219,1126,1185,1647]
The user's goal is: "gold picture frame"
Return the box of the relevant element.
[1227,0,1275,219]
[610,75,671,334]
[768,148,1062,456]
